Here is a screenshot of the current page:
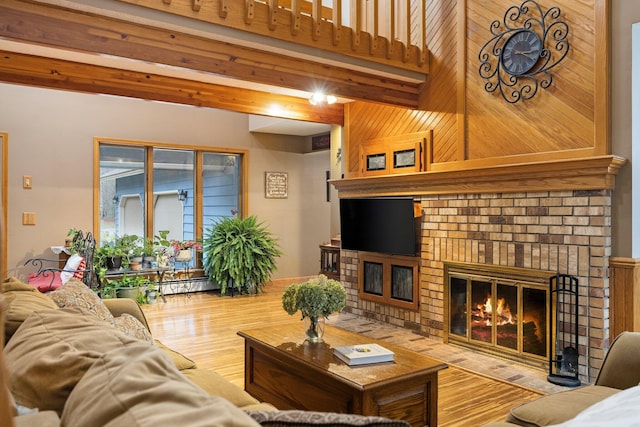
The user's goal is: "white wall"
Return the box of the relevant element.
[0,83,331,280]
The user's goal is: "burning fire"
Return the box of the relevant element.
[473,295,516,326]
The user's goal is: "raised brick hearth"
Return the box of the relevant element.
[341,189,611,384]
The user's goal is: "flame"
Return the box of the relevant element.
[473,295,516,326]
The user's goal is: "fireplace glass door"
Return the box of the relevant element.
[447,273,549,367]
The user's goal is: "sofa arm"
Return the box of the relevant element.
[103,298,151,332]
[595,331,640,390]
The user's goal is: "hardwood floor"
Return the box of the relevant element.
[142,280,542,426]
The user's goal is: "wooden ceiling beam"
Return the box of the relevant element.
[0,0,420,108]
[0,51,344,125]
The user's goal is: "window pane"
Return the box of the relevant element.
[202,153,241,229]
[100,146,145,243]
[153,148,195,242]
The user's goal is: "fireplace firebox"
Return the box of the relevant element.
[445,262,555,369]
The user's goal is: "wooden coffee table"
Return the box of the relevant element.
[238,324,447,427]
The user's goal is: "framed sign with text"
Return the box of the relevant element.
[265,172,288,199]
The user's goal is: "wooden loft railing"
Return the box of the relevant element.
[0,0,425,110]
[120,0,429,74]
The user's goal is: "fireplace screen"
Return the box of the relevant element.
[447,272,549,367]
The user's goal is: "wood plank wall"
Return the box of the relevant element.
[345,0,608,178]
[610,257,640,338]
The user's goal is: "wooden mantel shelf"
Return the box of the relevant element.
[332,156,626,198]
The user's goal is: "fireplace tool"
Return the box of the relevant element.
[548,273,581,387]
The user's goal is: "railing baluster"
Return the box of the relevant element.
[418,0,426,66]
[291,0,301,35]
[268,0,278,30]
[387,0,395,58]
[370,0,378,53]
[245,0,255,24]
[333,0,342,45]
[403,0,410,62]
[351,0,362,50]
[312,0,321,40]
[219,0,228,18]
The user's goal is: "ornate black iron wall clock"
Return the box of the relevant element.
[478,0,570,104]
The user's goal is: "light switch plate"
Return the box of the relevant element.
[22,212,36,225]
[23,176,32,189]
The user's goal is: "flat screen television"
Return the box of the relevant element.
[339,197,420,256]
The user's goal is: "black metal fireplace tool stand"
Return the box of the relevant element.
[548,273,581,387]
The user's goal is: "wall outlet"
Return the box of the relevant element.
[22,212,36,225]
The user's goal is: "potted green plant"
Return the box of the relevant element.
[146,282,158,304]
[95,234,139,271]
[142,238,156,268]
[109,274,150,301]
[170,239,202,262]
[66,228,85,254]
[129,241,144,270]
[282,275,347,342]
[153,230,172,267]
[202,215,282,295]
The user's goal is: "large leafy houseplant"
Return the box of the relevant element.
[203,215,282,295]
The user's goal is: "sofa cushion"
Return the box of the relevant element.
[246,410,411,426]
[48,279,114,324]
[2,277,58,344]
[506,385,621,427]
[545,385,640,427]
[154,339,197,370]
[61,342,260,427]
[181,368,263,408]
[4,307,142,415]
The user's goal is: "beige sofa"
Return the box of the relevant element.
[483,331,640,427]
[2,277,410,427]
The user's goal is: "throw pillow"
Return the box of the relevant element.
[26,272,63,292]
[246,410,412,427]
[61,342,260,427]
[113,313,154,344]
[4,307,142,415]
[1,277,58,344]
[48,279,114,324]
[72,258,86,280]
[49,280,155,343]
[59,254,84,285]
[154,340,197,370]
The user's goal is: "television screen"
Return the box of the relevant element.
[339,197,419,256]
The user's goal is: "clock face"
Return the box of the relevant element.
[501,30,542,76]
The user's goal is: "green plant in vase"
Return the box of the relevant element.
[202,215,282,295]
[282,275,347,342]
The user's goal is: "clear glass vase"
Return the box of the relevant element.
[304,316,325,343]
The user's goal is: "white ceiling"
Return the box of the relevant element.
[248,115,331,136]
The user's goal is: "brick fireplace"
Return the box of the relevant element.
[341,189,612,384]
